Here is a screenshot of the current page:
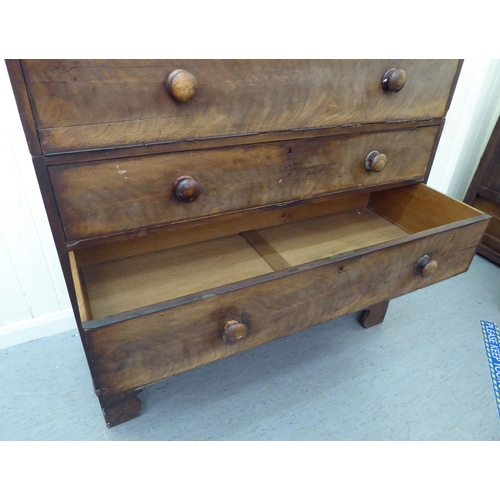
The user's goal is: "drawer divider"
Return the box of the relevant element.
[240,230,291,271]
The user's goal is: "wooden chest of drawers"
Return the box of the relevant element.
[464,114,500,265]
[7,59,490,427]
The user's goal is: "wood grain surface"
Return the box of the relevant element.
[20,59,459,154]
[6,58,481,429]
[256,207,408,266]
[76,183,489,321]
[82,234,273,319]
[74,192,370,266]
[87,217,488,396]
[99,390,143,428]
[369,183,484,233]
[50,126,439,241]
[79,207,406,319]
[471,195,500,257]
[239,230,291,271]
[5,60,42,156]
[361,300,390,328]
[68,251,91,322]
[40,119,445,167]
[464,114,500,265]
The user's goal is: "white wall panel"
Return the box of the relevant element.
[428,59,500,199]
[0,61,75,348]
[0,230,32,326]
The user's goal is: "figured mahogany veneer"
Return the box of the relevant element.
[7,59,489,428]
[77,184,488,397]
[20,59,459,155]
[50,126,439,242]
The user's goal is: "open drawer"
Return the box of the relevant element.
[73,184,489,397]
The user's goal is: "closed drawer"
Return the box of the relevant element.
[51,126,439,242]
[22,59,459,154]
[76,184,489,396]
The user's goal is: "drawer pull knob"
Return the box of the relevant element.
[382,68,407,93]
[222,319,248,345]
[166,69,198,103]
[174,176,201,203]
[365,151,387,172]
[415,255,438,278]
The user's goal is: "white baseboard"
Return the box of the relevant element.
[0,309,77,350]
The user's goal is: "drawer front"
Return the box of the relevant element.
[51,126,439,241]
[87,217,488,397]
[22,59,459,154]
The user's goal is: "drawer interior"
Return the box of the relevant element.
[75,235,274,321]
[71,184,485,323]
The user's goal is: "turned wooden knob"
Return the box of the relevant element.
[166,69,198,102]
[382,68,407,92]
[415,255,438,278]
[221,319,248,345]
[365,151,387,172]
[173,176,200,203]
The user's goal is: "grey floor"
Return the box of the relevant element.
[1,254,499,441]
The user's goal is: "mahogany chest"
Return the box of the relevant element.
[464,114,500,265]
[7,60,490,427]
